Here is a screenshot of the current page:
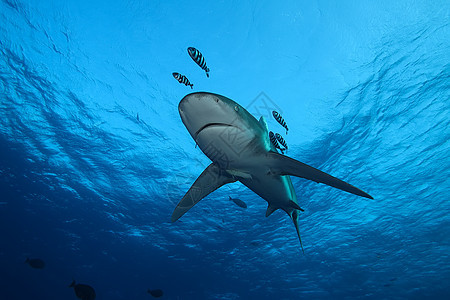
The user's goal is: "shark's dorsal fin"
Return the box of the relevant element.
[171,164,236,222]
[259,116,269,133]
[265,152,373,199]
[265,204,278,217]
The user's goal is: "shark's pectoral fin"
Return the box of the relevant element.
[171,164,236,222]
[266,152,373,199]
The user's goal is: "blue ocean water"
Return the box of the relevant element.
[0,0,449,299]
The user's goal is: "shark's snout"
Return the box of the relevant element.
[179,93,214,113]
[178,92,224,122]
[178,93,226,140]
[178,92,249,156]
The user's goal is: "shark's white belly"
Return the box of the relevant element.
[196,125,267,170]
[239,172,297,211]
[196,126,298,210]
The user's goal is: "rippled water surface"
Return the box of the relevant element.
[1,1,449,299]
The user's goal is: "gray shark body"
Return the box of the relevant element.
[172,92,372,252]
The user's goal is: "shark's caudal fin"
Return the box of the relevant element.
[266,152,373,199]
[291,210,304,254]
[171,164,236,222]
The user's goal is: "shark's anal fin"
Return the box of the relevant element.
[171,164,236,222]
[266,152,373,199]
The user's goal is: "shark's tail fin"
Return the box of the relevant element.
[291,210,304,254]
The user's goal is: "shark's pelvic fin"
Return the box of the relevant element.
[265,204,278,217]
[291,210,304,254]
[171,164,236,222]
[289,200,304,212]
[265,152,373,199]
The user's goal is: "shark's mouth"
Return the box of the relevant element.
[194,122,238,140]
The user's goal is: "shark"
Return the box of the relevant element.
[171,92,373,252]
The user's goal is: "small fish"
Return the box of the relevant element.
[69,280,96,300]
[250,240,261,246]
[148,289,164,298]
[137,113,140,122]
[172,72,193,89]
[25,258,45,269]
[269,131,285,154]
[187,47,210,77]
[229,196,247,209]
[272,111,289,134]
[275,133,288,152]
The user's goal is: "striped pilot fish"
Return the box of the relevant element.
[187,47,210,77]
[272,110,289,134]
[275,133,288,152]
[172,72,193,89]
[269,131,285,154]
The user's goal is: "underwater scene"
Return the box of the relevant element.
[0,0,449,299]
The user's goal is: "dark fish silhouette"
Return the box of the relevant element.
[148,289,163,298]
[137,113,140,121]
[269,131,285,154]
[275,133,288,152]
[172,72,193,89]
[272,111,289,134]
[250,240,261,246]
[25,258,45,269]
[69,280,96,300]
[229,196,247,209]
[187,47,210,77]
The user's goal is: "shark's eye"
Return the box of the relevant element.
[215,98,219,103]
[234,105,239,111]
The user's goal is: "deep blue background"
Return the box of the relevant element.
[1,0,449,299]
